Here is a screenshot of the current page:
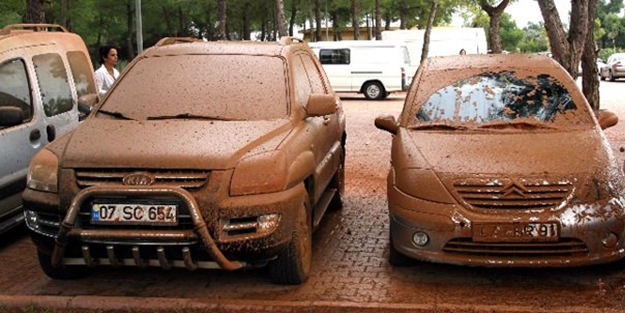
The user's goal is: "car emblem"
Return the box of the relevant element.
[501,179,528,198]
[122,172,155,186]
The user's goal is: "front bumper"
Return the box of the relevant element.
[388,183,625,267]
[23,179,307,271]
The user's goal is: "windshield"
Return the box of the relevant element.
[412,71,593,129]
[98,54,288,121]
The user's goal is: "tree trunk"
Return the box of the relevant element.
[289,0,298,36]
[374,0,382,40]
[162,6,173,35]
[399,0,407,29]
[539,0,589,78]
[306,0,315,41]
[582,0,600,109]
[480,0,510,54]
[26,0,45,23]
[214,0,227,40]
[352,0,360,40]
[420,0,438,65]
[126,1,135,60]
[314,0,322,41]
[275,0,288,38]
[243,1,251,40]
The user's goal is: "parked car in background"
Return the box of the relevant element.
[600,53,625,81]
[23,36,346,285]
[375,53,625,268]
[0,23,96,235]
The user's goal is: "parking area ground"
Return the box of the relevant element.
[2,85,625,313]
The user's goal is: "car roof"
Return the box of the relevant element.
[423,53,562,72]
[141,37,303,58]
[0,24,85,54]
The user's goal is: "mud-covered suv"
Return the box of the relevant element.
[23,36,346,285]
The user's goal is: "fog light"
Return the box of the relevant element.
[412,231,429,247]
[258,213,281,232]
[24,210,40,230]
[602,233,618,249]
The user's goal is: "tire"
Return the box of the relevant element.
[600,72,606,81]
[609,70,616,82]
[329,145,345,210]
[363,81,385,100]
[37,250,91,280]
[269,196,312,285]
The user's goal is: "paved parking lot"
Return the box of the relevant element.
[2,85,625,312]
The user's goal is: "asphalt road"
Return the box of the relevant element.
[1,79,625,313]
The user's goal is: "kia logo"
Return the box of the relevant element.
[122,172,156,186]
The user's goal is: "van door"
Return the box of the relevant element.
[0,58,38,215]
[317,48,351,92]
[32,52,79,141]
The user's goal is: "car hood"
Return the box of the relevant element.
[407,130,612,176]
[56,118,292,169]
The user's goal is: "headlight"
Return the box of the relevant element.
[27,149,59,193]
[394,167,455,204]
[230,151,288,196]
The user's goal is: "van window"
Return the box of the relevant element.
[67,51,97,98]
[0,58,33,122]
[319,49,350,65]
[33,53,73,117]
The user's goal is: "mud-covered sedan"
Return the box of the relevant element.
[23,37,346,285]
[375,54,625,267]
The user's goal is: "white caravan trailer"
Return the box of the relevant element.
[308,40,412,100]
[381,28,488,68]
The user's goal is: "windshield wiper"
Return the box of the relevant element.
[478,120,555,130]
[408,123,471,131]
[96,109,134,120]
[146,113,237,121]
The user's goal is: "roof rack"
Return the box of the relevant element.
[0,23,68,35]
[280,36,305,45]
[154,37,203,47]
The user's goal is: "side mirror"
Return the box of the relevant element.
[306,94,337,117]
[0,106,23,127]
[375,115,399,135]
[595,109,618,130]
[78,93,98,121]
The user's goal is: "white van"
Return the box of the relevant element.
[308,40,411,100]
[0,24,96,234]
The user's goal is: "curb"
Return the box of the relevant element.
[0,295,620,313]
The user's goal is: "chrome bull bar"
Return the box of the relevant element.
[51,185,244,271]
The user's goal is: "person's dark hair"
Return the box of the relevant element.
[99,45,116,65]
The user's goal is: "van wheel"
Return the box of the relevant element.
[37,250,91,280]
[363,82,385,100]
[269,196,312,285]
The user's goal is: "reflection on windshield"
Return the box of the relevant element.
[415,71,586,128]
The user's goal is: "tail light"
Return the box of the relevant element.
[401,67,406,80]
[616,61,622,67]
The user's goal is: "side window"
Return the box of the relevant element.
[33,53,73,117]
[0,58,33,122]
[318,49,350,65]
[67,51,97,98]
[292,56,312,108]
[300,53,328,94]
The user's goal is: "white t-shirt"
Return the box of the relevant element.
[95,64,120,95]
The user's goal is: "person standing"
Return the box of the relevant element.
[95,45,119,95]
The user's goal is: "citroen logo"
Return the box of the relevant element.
[501,179,528,198]
[122,172,155,186]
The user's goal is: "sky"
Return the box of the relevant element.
[506,0,572,28]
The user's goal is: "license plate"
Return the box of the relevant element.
[91,203,177,225]
[473,222,559,242]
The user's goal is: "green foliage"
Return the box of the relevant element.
[598,47,624,61]
[518,21,548,53]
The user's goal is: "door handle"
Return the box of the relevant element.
[29,129,41,141]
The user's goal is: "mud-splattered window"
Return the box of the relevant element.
[100,54,288,121]
[33,53,73,117]
[0,58,32,123]
[414,71,590,127]
[67,51,96,99]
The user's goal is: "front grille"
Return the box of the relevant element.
[443,238,588,258]
[454,178,572,210]
[75,169,209,189]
